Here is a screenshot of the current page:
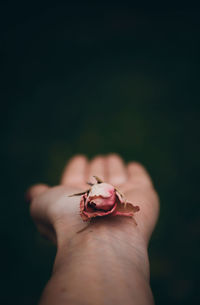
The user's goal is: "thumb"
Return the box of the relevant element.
[25,184,49,203]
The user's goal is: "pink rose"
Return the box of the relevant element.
[79,181,139,222]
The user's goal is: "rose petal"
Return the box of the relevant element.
[80,199,118,221]
[115,190,124,203]
[86,192,116,211]
[111,201,140,217]
[80,194,87,213]
[89,183,115,198]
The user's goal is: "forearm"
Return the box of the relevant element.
[39,218,154,305]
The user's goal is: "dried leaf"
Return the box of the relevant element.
[93,176,103,184]
[68,190,90,197]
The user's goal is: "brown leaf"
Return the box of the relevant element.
[68,190,89,197]
[93,176,103,184]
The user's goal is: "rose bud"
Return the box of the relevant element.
[70,177,140,222]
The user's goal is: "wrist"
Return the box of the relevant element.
[40,217,154,305]
[54,216,150,280]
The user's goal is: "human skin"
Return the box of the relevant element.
[26,154,159,305]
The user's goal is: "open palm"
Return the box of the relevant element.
[27,154,159,247]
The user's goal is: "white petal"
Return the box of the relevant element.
[89,183,114,198]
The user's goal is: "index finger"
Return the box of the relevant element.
[61,155,88,188]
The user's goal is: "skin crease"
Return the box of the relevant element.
[26,154,159,305]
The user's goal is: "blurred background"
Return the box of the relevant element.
[1,1,200,305]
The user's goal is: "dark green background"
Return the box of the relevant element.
[1,2,200,305]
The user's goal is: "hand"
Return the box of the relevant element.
[26,154,159,305]
[26,154,159,249]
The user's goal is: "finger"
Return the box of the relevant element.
[127,162,153,188]
[61,155,88,188]
[106,154,127,186]
[25,184,49,203]
[87,156,106,183]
